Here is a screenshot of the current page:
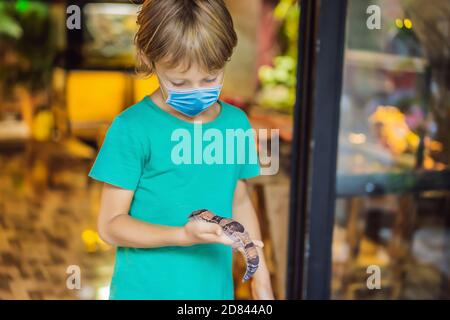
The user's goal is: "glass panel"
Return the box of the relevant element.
[332,0,450,299]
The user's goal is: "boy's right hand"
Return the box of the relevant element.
[180,220,235,246]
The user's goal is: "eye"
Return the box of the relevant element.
[170,81,185,87]
[204,77,218,83]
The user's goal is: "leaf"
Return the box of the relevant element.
[0,13,23,39]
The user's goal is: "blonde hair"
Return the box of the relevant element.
[135,0,238,76]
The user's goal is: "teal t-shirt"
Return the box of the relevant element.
[88,95,260,300]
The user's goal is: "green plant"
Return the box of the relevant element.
[257,0,299,113]
[0,1,55,97]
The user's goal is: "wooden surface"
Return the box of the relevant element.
[248,106,293,142]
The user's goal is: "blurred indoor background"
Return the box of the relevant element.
[0,0,449,300]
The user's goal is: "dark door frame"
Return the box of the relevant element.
[287,0,348,299]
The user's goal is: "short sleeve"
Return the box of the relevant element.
[238,116,261,180]
[88,116,145,190]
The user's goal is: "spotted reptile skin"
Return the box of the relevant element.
[188,209,259,282]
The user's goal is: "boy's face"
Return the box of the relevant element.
[154,62,225,96]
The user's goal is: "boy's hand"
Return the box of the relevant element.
[249,246,274,300]
[235,243,274,300]
[250,265,275,300]
[181,220,235,246]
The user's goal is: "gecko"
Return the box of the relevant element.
[188,209,259,282]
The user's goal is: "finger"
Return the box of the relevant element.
[201,233,234,245]
[200,233,221,243]
[198,222,221,235]
[236,247,244,254]
[220,235,234,245]
[212,225,222,236]
[252,240,264,248]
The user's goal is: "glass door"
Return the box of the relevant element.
[331,0,450,299]
[288,0,450,300]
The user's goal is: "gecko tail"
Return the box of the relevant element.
[241,243,260,282]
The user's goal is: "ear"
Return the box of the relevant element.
[137,50,153,72]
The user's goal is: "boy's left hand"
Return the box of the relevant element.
[250,264,275,300]
[235,241,274,299]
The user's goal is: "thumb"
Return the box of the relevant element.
[200,222,222,235]
[252,240,264,248]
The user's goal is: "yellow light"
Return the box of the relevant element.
[424,157,434,170]
[81,229,111,253]
[96,285,111,300]
[428,139,443,152]
[395,19,403,28]
[404,18,412,29]
[133,75,160,103]
[82,229,99,253]
[66,71,128,123]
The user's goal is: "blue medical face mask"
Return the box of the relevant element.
[159,77,223,118]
